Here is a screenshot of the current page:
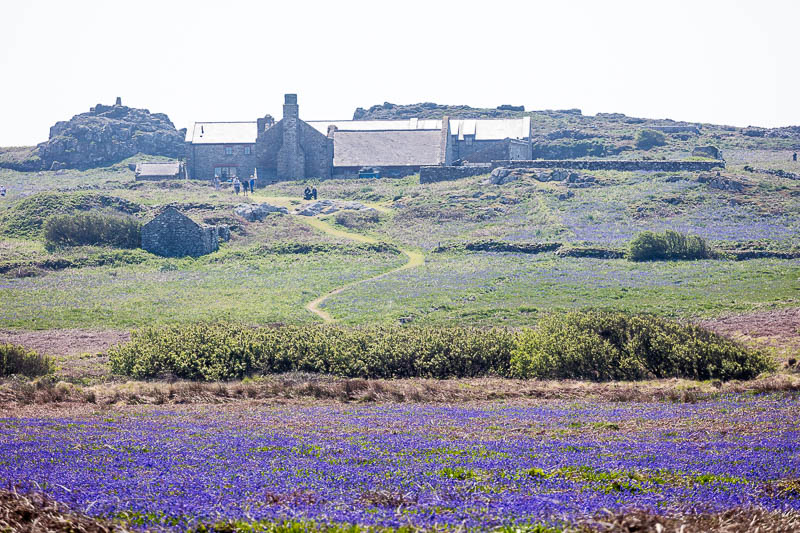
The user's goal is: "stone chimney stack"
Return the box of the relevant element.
[283,93,299,119]
[277,93,305,179]
[115,97,122,106]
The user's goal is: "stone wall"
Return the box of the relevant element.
[491,159,725,172]
[419,164,492,183]
[334,166,423,179]
[186,143,257,180]
[141,207,219,257]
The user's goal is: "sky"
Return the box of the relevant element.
[1,0,798,146]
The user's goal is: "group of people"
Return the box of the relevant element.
[303,185,318,200]
[214,174,257,196]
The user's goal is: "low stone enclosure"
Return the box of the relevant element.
[420,159,725,184]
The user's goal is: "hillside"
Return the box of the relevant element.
[354,102,800,158]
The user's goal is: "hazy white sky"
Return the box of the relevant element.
[1,0,798,146]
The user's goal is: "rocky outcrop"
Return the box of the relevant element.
[697,172,745,192]
[296,200,375,217]
[36,99,185,170]
[234,203,289,221]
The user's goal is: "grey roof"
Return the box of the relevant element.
[333,130,443,167]
[308,118,442,135]
[135,162,182,177]
[185,122,257,144]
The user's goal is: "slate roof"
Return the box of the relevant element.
[332,130,443,167]
[135,162,182,177]
[185,122,257,144]
[308,119,442,135]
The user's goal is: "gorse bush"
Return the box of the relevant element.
[629,230,713,261]
[510,311,773,382]
[44,212,141,248]
[0,344,54,378]
[109,316,771,382]
[109,324,515,381]
[635,129,667,150]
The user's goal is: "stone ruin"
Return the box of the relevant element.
[141,207,220,257]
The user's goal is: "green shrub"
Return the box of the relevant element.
[109,317,771,383]
[44,212,141,248]
[510,311,773,381]
[0,344,54,378]
[629,230,713,261]
[635,129,667,150]
[0,192,142,238]
[109,323,516,381]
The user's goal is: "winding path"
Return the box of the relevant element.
[253,195,424,323]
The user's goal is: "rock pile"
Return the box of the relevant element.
[37,99,185,170]
[697,173,745,192]
[490,167,596,188]
[692,145,722,159]
[296,200,376,217]
[234,203,289,221]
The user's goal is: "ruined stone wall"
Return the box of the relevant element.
[186,143,256,180]
[491,160,725,172]
[453,139,510,163]
[141,207,219,257]
[419,164,492,183]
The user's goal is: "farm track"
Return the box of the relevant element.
[252,194,424,323]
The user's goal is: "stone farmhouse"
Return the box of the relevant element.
[185,94,533,182]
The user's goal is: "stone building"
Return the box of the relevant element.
[134,161,184,180]
[184,94,533,181]
[141,207,219,257]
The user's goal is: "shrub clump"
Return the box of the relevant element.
[109,316,771,383]
[0,192,142,238]
[510,311,773,382]
[635,129,667,150]
[0,344,54,378]
[109,324,516,381]
[629,230,713,261]
[44,212,141,248]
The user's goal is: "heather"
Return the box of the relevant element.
[1,396,799,531]
[107,316,769,382]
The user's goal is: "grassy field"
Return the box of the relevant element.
[1,148,799,330]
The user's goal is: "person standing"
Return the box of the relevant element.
[311,185,318,200]
[233,177,241,195]
[793,152,797,162]
[249,174,256,194]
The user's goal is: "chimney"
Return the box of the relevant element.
[283,93,298,119]
[115,97,122,106]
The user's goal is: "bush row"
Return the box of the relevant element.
[44,212,141,248]
[0,344,53,378]
[108,312,773,382]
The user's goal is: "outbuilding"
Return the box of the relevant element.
[141,207,219,257]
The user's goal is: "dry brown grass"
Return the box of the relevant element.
[3,489,800,533]
[2,372,799,413]
[578,508,800,533]
[0,489,133,532]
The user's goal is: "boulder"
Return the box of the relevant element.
[234,203,289,221]
[692,145,722,159]
[490,167,516,185]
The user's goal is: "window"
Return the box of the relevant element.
[224,146,233,156]
[213,166,237,178]
[244,146,251,155]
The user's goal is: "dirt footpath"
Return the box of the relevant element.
[0,329,130,357]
